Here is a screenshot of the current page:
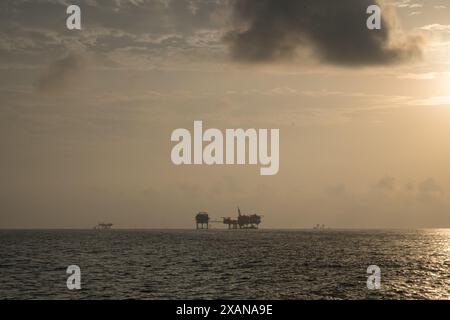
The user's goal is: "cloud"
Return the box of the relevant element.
[373,176,396,191]
[418,178,443,201]
[225,0,423,66]
[397,72,440,80]
[0,0,227,70]
[391,0,423,9]
[407,96,450,106]
[325,184,347,196]
[420,24,450,33]
[36,52,88,93]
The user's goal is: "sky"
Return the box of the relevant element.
[1,0,450,229]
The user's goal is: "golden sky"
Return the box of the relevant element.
[1,0,450,228]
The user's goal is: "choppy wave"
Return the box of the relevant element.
[0,229,449,299]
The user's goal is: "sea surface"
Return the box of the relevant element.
[0,229,449,299]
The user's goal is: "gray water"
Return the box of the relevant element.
[0,229,449,299]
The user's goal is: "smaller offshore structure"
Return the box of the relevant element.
[94,223,113,230]
[195,212,210,229]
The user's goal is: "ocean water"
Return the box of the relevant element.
[0,229,449,300]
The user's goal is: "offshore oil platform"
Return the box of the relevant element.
[195,207,262,230]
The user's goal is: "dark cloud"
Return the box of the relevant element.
[36,52,87,93]
[225,0,423,66]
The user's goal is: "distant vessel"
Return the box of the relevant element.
[94,223,113,230]
[313,224,326,230]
